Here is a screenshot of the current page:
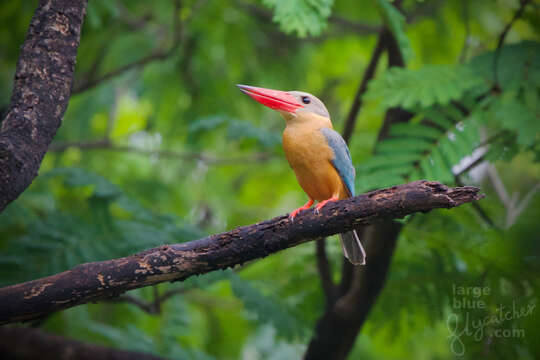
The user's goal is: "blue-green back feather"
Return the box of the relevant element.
[320,128,356,196]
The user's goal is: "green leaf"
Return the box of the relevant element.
[358,153,420,171]
[389,123,442,140]
[358,104,481,190]
[229,273,306,340]
[374,0,413,62]
[366,65,483,110]
[262,0,334,37]
[376,137,433,154]
[47,167,121,200]
[469,41,540,89]
[488,94,539,147]
[421,108,455,130]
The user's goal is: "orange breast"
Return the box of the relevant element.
[282,121,348,201]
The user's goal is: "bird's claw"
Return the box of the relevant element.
[314,196,339,214]
[289,200,314,222]
[289,209,302,222]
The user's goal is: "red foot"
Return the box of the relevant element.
[314,196,339,214]
[289,199,314,221]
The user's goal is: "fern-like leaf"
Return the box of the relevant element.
[374,0,413,62]
[357,104,480,193]
[365,65,484,110]
[229,273,307,340]
[262,0,334,37]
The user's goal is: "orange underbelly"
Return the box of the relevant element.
[282,122,348,201]
[292,160,348,201]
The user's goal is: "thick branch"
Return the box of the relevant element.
[0,181,481,325]
[0,0,87,212]
[0,326,164,360]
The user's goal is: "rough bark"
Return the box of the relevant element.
[0,181,481,325]
[0,0,87,212]
[0,326,164,360]
[305,223,401,359]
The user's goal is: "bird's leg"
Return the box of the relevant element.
[289,199,314,221]
[314,196,339,214]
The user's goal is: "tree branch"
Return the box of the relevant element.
[0,326,164,360]
[0,0,87,213]
[48,139,273,165]
[105,294,160,314]
[72,0,186,94]
[0,181,481,325]
[341,28,388,144]
[105,286,187,315]
[492,0,532,89]
[316,238,335,303]
[72,50,172,95]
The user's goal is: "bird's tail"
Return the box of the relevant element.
[339,230,366,265]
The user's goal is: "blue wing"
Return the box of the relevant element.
[320,128,356,197]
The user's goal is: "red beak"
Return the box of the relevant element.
[237,84,303,113]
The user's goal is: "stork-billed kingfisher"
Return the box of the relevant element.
[237,84,366,265]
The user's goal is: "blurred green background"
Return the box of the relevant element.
[0,0,539,359]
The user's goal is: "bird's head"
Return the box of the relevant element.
[237,84,330,122]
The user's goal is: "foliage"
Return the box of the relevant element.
[230,272,308,340]
[0,168,204,285]
[357,102,481,192]
[374,0,413,62]
[0,0,539,359]
[359,41,539,193]
[262,0,334,37]
[365,64,484,109]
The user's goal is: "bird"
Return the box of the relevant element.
[237,84,366,265]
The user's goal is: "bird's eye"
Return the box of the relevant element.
[301,96,311,104]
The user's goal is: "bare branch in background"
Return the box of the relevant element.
[72,0,203,94]
[327,15,382,35]
[48,139,273,165]
[0,181,482,325]
[116,2,155,31]
[405,0,445,23]
[105,294,160,314]
[486,164,540,228]
[342,28,388,144]
[104,285,187,315]
[492,0,532,89]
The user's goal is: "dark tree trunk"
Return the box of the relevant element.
[0,0,87,212]
[305,21,413,360]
